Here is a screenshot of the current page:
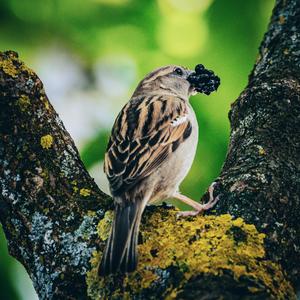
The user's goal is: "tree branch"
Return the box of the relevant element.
[218,0,300,286]
[0,0,299,298]
[0,51,110,299]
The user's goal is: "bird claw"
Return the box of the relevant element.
[176,181,220,219]
[176,209,203,219]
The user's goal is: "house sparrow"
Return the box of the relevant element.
[99,64,220,276]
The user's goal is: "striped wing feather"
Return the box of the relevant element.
[104,95,192,196]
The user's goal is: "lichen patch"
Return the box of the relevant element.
[80,188,91,197]
[17,95,31,111]
[257,145,266,156]
[97,210,114,241]
[86,210,295,299]
[40,135,53,149]
[0,58,18,77]
[0,51,35,78]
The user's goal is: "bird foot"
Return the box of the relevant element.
[176,181,220,218]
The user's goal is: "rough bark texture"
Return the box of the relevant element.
[0,0,299,299]
[217,0,300,285]
[0,51,111,299]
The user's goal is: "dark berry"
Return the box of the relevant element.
[187,74,198,83]
[187,64,220,95]
[195,64,204,73]
[202,69,212,75]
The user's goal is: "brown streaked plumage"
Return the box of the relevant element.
[99,65,219,276]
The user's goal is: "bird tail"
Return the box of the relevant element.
[98,198,145,276]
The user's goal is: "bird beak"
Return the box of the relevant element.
[185,70,194,79]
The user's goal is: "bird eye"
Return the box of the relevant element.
[174,67,183,76]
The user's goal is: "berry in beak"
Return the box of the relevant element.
[187,64,220,95]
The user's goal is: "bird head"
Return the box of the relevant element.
[132,65,220,99]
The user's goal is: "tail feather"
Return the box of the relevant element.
[120,211,141,273]
[98,199,144,276]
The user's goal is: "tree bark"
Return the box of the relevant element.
[0,0,299,299]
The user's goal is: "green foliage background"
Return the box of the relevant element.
[0,0,274,298]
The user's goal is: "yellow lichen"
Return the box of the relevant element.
[17,95,30,111]
[71,180,78,193]
[40,169,49,180]
[20,63,35,76]
[43,208,50,214]
[0,52,35,78]
[87,251,103,300]
[71,182,92,197]
[257,145,266,156]
[86,210,296,299]
[40,134,53,149]
[279,15,285,24]
[0,58,18,77]
[40,95,50,110]
[87,210,97,217]
[255,53,261,63]
[45,101,50,110]
[97,210,114,241]
[80,188,91,197]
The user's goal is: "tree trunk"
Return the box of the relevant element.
[0,0,299,299]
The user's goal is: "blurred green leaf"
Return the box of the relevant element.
[81,130,109,169]
[0,227,20,300]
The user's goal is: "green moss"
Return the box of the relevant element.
[40,134,53,149]
[86,209,295,299]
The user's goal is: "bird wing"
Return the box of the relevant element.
[104,95,192,196]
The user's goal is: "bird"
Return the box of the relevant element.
[98,64,220,276]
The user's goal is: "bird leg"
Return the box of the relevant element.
[175,182,219,218]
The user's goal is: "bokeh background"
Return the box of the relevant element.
[0,0,274,298]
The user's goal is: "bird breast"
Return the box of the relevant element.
[149,104,199,203]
